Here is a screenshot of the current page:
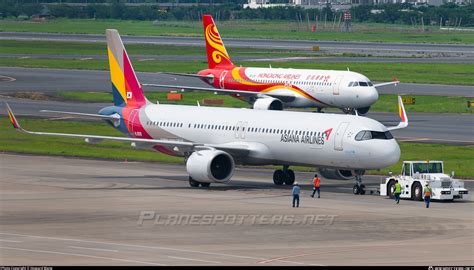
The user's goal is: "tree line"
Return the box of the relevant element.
[1,1,473,27]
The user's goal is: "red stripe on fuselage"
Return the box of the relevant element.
[123,106,179,156]
[199,67,329,106]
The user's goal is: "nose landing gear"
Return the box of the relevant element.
[352,171,366,195]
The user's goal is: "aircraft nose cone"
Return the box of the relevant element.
[364,87,379,106]
[378,140,401,168]
[355,87,379,108]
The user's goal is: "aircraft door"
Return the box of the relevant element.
[234,121,241,139]
[234,121,247,140]
[241,121,248,139]
[334,122,349,151]
[333,75,344,95]
[219,70,228,89]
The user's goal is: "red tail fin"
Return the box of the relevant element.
[202,15,234,70]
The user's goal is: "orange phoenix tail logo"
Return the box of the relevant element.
[203,15,234,69]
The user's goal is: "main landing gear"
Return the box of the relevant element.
[314,107,324,113]
[273,165,295,186]
[189,176,211,188]
[352,172,366,195]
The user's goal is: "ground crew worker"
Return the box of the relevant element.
[394,180,402,204]
[424,182,431,208]
[311,174,321,198]
[292,182,300,208]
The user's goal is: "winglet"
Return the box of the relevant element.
[387,96,408,131]
[5,103,23,131]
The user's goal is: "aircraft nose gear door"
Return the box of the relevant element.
[334,122,349,151]
[219,70,228,89]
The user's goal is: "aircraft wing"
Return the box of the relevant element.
[142,83,297,102]
[374,80,400,88]
[6,103,250,156]
[387,96,408,131]
[40,110,120,120]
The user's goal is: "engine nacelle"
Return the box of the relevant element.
[186,150,235,183]
[253,97,284,110]
[319,168,362,180]
[356,106,371,116]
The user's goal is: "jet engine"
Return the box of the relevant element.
[186,150,235,183]
[356,106,371,116]
[319,168,358,180]
[253,97,284,110]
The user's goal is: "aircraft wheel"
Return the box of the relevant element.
[353,184,360,195]
[284,170,295,185]
[200,182,211,188]
[189,177,200,188]
[273,170,285,185]
[359,184,366,195]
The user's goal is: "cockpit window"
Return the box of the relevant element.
[349,81,373,87]
[355,130,393,141]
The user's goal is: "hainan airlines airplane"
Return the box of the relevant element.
[5,29,408,195]
[145,15,399,115]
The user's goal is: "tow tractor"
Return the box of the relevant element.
[380,160,469,201]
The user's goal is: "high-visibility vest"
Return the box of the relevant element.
[424,186,431,197]
[394,183,401,194]
[313,177,320,188]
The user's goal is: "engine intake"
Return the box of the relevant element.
[253,97,283,110]
[186,150,234,183]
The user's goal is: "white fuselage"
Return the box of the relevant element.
[204,67,380,110]
[135,103,400,170]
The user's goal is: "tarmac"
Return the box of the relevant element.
[1,154,473,265]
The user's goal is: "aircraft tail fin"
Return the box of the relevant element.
[106,29,148,107]
[202,15,234,70]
